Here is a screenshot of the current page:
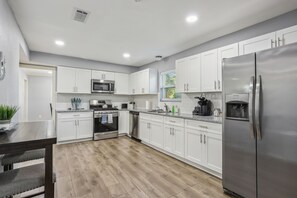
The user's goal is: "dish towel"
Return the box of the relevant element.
[108,114,113,124]
[101,114,108,124]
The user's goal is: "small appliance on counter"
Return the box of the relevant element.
[192,96,212,116]
[128,102,136,110]
[121,103,128,109]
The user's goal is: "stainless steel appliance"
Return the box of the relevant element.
[129,111,139,139]
[90,100,119,140]
[222,43,297,198]
[91,79,115,93]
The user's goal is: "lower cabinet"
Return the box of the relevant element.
[164,124,185,158]
[204,132,222,173]
[185,128,204,165]
[150,122,164,149]
[139,119,150,143]
[57,112,93,142]
[119,111,129,135]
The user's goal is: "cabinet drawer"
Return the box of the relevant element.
[149,115,164,123]
[185,119,222,135]
[164,117,184,127]
[57,112,93,119]
[139,113,151,120]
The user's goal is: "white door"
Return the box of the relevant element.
[217,43,239,91]
[163,125,174,153]
[185,128,204,165]
[204,132,222,173]
[276,25,297,47]
[172,126,185,158]
[76,118,93,139]
[114,73,129,95]
[57,67,76,93]
[149,121,164,149]
[119,111,129,134]
[201,49,218,92]
[76,69,91,94]
[187,54,201,92]
[175,58,187,93]
[139,119,150,143]
[57,119,77,142]
[239,32,276,55]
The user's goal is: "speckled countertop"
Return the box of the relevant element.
[56,109,93,113]
[125,109,222,124]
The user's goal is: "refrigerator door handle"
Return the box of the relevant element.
[255,75,262,140]
[249,76,255,139]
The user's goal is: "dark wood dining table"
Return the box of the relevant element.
[0,121,57,198]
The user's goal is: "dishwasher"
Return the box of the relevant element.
[129,111,140,139]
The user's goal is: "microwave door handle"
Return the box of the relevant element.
[255,75,262,140]
[248,76,255,139]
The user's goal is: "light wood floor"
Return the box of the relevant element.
[53,136,230,198]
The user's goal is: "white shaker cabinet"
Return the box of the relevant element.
[239,32,276,55]
[276,25,297,47]
[149,121,164,149]
[119,110,129,134]
[204,132,222,173]
[139,119,150,143]
[76,117,94,139]
[163,124,185,158]
[57,119,77,142]
[175,58,188,93]
[217,43,239,91]
[57,67,91,94]
[185,128,204,165]
[129,68,158,95]
[92,70,115,80]
[114,73,130,95]
[201,49,219,92]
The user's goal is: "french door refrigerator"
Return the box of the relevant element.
[222,43,297,198]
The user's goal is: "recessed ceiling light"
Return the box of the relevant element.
[47,71,52,74]
[55,40,65,46]
[186,15,198,23]
[123,53,131,58]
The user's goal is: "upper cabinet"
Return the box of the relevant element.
[201,49,219,92]
[57,66,91,94]
[91,70,115,81]
[176,54,201,93]
[114,73,129,95]
[217,43,239,91]
[129,68,158,95]
[239,32,276,55]
[276,25,297,47]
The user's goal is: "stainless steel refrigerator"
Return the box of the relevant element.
[222,43,297,198]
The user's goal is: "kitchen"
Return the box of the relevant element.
[0,0,297,197]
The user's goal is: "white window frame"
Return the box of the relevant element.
[160,70,181,102]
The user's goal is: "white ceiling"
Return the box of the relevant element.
[9,0,297,67]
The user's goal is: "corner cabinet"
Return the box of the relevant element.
[176,54,201,93]
[57,112,93,142]
[57,67,91,94]
[114,73,130,95]
[129,68,158,95]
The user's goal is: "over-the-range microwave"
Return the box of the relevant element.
[91,79,115,93]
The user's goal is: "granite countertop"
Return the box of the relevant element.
[56,109,93,113]
[126,109,222,124]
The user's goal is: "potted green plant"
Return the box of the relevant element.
[0,105,19,128]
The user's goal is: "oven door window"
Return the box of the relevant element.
[93,82,110,92]
[94,115,118,133]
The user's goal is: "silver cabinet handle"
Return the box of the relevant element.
[255,75,262,140]
[187,84,189,91]
[200,134,202,143]
[218,80,221,90]
[278,37,284,47]
[214,81,217,90]
[248,76,255,139]
[199,125,207,129]
[172,128,174,135]
[204,135,206,144]
[170,128,172,135]
[184,84,186,92]
[271,39,276,48]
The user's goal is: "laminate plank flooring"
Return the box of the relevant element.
[53,137,230,198]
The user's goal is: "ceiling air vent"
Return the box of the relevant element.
[73,8,90,23]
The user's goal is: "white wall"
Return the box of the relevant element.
[0,0,29,110]
[19,69,28,121]
[28,76,52,121]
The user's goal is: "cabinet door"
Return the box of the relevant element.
[92,70,104,79]
[175,58,187,93]
[76,118,93,139]
[149,121,164,149]
[239,32,276,55]
[103,71,115,81]
[217,43,239,91]
[163,125,174,153]
[276,25,297,47]
[204,132,222,173]
[57,67,76,93]
[172,126,185,158]
[139,119,150,143]
[201,49,218,92]
[129,73,136,94]
[187,54,201,92]
[119,111,129,134]
[138,70,149,94]
[114,73,129,95]
[57,119,77,142]
[185,128,204,165]
[76,69,91,94]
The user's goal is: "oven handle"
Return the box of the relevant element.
[94,114,118,118]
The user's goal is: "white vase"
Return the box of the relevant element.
[0,120,11,129]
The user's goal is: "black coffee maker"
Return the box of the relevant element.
[192,96,212,116]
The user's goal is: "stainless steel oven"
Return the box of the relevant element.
[93,110,118,140]
[91,79,115,93]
